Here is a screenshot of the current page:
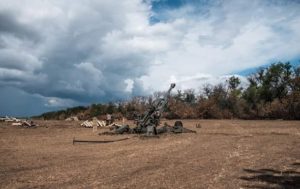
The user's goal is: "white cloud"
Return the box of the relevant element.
[124,79,134,92]
[45,97,76,108]
[137,0,300,91]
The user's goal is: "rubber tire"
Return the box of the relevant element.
[174,121,183,127]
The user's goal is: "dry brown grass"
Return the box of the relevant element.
[0,120,300,188]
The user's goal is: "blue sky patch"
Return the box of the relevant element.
[149,0,219,23]
[235,58,300,76]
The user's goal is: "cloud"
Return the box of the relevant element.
[141,0,300,91]
[0,0,152,105]
[0,11,40,41]
[0,0,299,116]
[45,97,77,108]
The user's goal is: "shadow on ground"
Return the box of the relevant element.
[240,163,300,189]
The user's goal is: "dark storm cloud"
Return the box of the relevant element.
[31,29,150,103]
[0,0,152,113]
[0,50,40,71]
[0,10,44,93]
[0,11,40,41]
[0,87,49,117]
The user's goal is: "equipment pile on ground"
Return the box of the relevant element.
[65,116,79,121]
[0,116,20,122]
[21,120,38,127]
[11,120,37,127]
[81,118,106,128]
[0,116,37,127]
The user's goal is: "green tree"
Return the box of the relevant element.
[228,76,241,90]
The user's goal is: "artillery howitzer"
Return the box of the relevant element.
[102,83,196,136]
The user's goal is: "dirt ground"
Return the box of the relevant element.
[0,120,299,189]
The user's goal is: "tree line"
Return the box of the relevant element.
[36,62,300,120]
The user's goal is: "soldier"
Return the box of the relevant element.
[106,113,112,126]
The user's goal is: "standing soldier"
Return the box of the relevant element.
[106,113,112,126]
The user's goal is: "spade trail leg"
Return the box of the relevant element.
[72,137,130,144]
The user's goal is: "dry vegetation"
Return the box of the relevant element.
[0,120,299,188]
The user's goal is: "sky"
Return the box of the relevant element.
[0,0,300,117]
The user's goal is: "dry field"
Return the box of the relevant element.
[0,119,300,189]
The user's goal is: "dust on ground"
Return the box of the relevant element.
[0,120,299,189]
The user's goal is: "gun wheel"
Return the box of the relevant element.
[174,121,183,127]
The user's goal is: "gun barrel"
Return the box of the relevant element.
[164,83,176,98]
[138,83,176,129]
[170,83,176,89]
